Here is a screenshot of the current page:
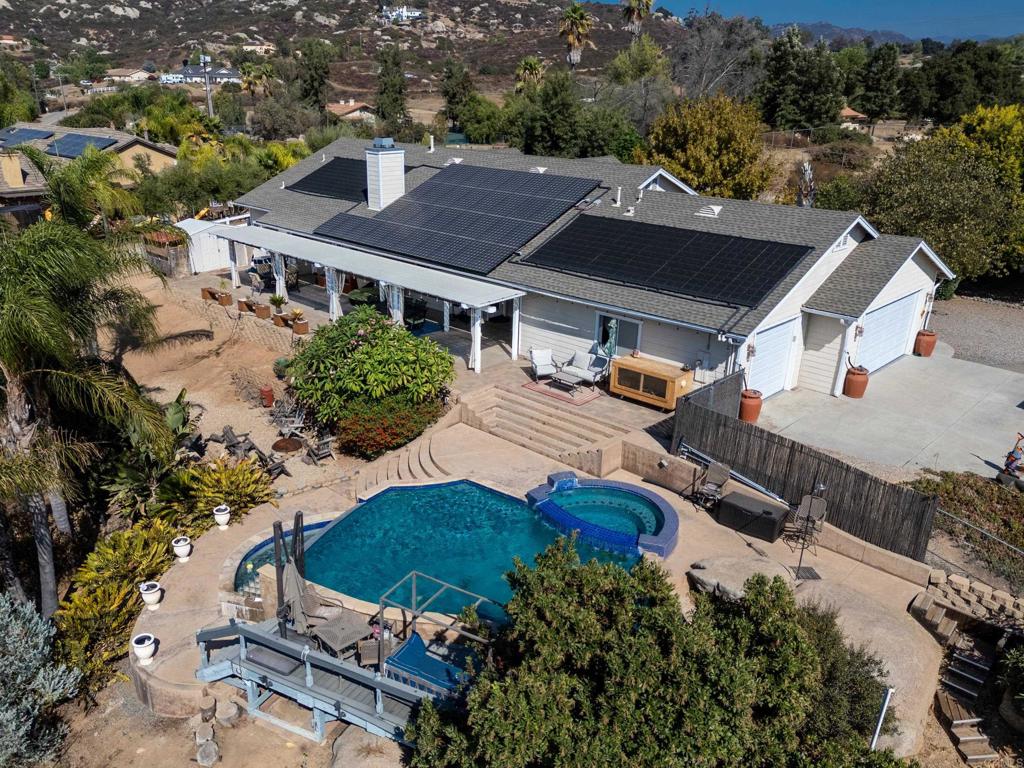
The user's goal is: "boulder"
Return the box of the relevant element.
[195,722,214,745]
[687,557,793,601]
[215,699,241,726]
[196,740,220,768]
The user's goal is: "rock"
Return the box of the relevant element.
[186,713,203,730]
[687,557,793,601]
[195,722,214,744]
[929,569,947,585]
[196,740,220,768]
[199,695,217,722]
[992,590,1014,608]
[970,581,993,599]
[947,574,970,591]
[215,699,241,726]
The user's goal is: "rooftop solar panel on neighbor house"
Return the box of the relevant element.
[287,157,413,202]
[522,215,812,308]
[0,127,54,146]
[313,164,599,274]
[45,134,118,158]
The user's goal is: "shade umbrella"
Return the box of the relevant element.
[282,560,311,634]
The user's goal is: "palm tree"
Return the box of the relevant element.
[514,56,546,93]
[621,0,652,40]
[240,62,261,105]
[559,3,597,71]
[0,221,170,616]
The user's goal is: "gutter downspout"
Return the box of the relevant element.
[831,319,856,397]
[923,278,941,330]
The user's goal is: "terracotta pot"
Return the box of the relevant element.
[254,304,271,319]
[217,293,232,307]
[200,287,212,300]
[316,275,327,287]
[292,319,309,335]
[259,386,274,408]
[237,299,250,312]
[844,365,869,398]
[914,329,937,357]
[739,389,763,423]
[273,313,286,327]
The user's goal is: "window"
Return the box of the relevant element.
[596,313,641,357]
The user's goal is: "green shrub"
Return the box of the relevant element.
[810,140,874,171]
[54,520,173,697]
[0,594,81,767]
[816,174,867,212]
[812,125,873,146]
[273,356,291,379]
[1000,644,1024,712]
[335,394,444,459]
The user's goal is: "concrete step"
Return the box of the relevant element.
[942,675,982,699]
[427,435,449,476]
[936,616,959,644]
[484,418,572,459]
[486,424,564,460]
[487,385,630,439]
[958,739,999,763]
[416,437,437,479]
[925,601,946,627]
[479,405,590,450]
[469,393,604,446]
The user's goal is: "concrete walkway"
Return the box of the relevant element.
[760,343,1024,476]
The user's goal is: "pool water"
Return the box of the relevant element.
[548,486,663,537]
[301,481,636,615]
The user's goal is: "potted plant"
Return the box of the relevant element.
[213,504,231,530]
[269,294,286,326]
[131,633,157,666]
[291,308,308,335]
[139,581,163,611]
[273,357,291,380]
[171,535,192,563]
[217,279,233,307]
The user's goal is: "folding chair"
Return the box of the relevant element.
[785,495,827,551]
[693,461,730,508]
[248,271,264,298]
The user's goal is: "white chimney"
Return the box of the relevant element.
[366,137,405,211]
[613,186,621,207]
[428,134,435,153]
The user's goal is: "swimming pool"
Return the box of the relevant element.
[298,481,637,614]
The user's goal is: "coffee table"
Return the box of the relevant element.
[549,370,584,397]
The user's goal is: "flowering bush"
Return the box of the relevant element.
[335,394,445,459]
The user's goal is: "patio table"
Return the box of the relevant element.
[549,371,584,397]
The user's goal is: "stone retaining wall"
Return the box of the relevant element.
[927,569,1024,630]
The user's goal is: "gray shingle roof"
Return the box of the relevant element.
[804,234,925,319]
[492,193,861,337]
[3,122,177,163]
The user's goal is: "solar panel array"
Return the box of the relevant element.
[0,127,54,146]
[288,157,414,202]
[522,215,813,308]
[314,164,599,273]
[45,134,118,159]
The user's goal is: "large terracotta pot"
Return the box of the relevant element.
[292,319,309,335]
[844,365,869,398]
[217,292,232,307]
[259,386,274,408]
[254,304,271,320]
[914,329,937,357]
[739,389,763,423]
[200,287,212,300]
[237,299,250,312]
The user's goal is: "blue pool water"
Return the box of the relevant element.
[301,481,637,615]
[548,486,663,537]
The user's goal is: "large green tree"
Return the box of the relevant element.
[635,93,774,199]
[605,34,673,132]
[298,38,333,111]
[858,43,900,119]
[376,45,410,136]
[440,58,475,129]
[760,27,842,129]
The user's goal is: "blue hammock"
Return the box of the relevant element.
[385,634,466,693]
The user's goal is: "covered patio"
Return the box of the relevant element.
[209,225,525,373]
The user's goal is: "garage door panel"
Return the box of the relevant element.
[748,319,797,397]
[859,293,918,373]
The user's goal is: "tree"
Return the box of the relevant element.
[760,27,842,129]
[951,103,1024,192]
[635,94,774,199]
[213,89,245,131]
[514,56,545,94]
[440,58,475,128]
[859,43,900,119]
[862,132,1024,283]
[605,34,672,132]
[672,10,769,100]
[298,38,333,111]
[898,67,930,119]
[800,39,844,127]
[816,174,865,212]
[376,45,410,135]
[833,43,868,104]
[621,0,652,40]
[56,47,107,83]
[0,594,81,766]
[518,70,582,156]
[409,540,905,767]
[559,2,596,71]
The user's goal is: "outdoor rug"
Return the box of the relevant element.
[522,379,602,406]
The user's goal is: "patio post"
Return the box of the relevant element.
[325,266,342,321]
[272,252,287,302]
[510,296,521,360]
[470,307,482,373]
[442,301,450,332]
[388,285,404,324]
[228,240,240,288]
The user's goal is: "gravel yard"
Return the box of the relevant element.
[929,297,1024,373]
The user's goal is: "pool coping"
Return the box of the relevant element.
[525,471,679,558]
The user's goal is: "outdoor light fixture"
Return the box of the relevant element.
[855,325,864,338]
[746,343,756,359]
[658,458,669,469]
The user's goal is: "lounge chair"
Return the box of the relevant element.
[530,349,557,381]
[278,406,307,438]
[282,561,371,656]
[560,350,610,387]
[384,633,467,694]
[694,461,730,507]
[304,435,335,465]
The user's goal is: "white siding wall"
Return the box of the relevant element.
[519,293,731,383]
[366,149,405,211]
[865,250,936,314]
[798,314,844,394]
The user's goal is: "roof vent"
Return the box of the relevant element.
[530,166,547,174]
[280,182,286,189]
[321,153,327,163]
[373,137,396,150]
[624,206,635,217]
[445,157,463,166]
[696,204,722,219]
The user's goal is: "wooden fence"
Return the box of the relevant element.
[672,400,937,561]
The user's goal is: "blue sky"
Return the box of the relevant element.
[655,0,1024,40]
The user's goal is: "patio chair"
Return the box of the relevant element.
[282,561,371,656]
[285,264,299,292]
[304,435,335,466]
[784,495,827,549]
[560,350,610,388]
[252,447,292,480]
[278,405,307,438]
[248,271,264,298]
[530,349,557,381]
[693,461,730,508]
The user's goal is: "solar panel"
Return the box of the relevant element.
[522,215,813,308]
[45,134,118,159]
[314,164,599,274]
[0,127,54,146]
[288,157,412,202]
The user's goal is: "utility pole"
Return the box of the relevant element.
[52,59,68,112]
[200,53,214,117]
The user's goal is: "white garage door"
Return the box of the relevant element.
[747,318,797,397]
[858,292,919,372]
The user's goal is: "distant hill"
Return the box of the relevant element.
[770,21,913,45]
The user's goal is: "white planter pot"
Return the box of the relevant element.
[139,581,162,611]
[132,633,157,666]
[213,504,231,530]
[172,535,192,563]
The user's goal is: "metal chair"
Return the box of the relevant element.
[248,271,264,298]
[785,495,827,550]
[693,461,730,507]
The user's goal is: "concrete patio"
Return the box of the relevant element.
[760,342,1024,477]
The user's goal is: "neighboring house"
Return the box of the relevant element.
[0,151,47,230]
[839,106,868,123]
[381,5,425,22]
[173,65,242,85]
[227,137,951,392]
[0,35,28,51]
[106,67,151,83]
[327,100,375,122]
[0,123,178,197]
[241,42,277,56]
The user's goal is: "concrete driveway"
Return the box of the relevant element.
[759,343,1024,476]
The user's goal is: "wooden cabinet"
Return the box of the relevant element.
[609,356,694,410]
